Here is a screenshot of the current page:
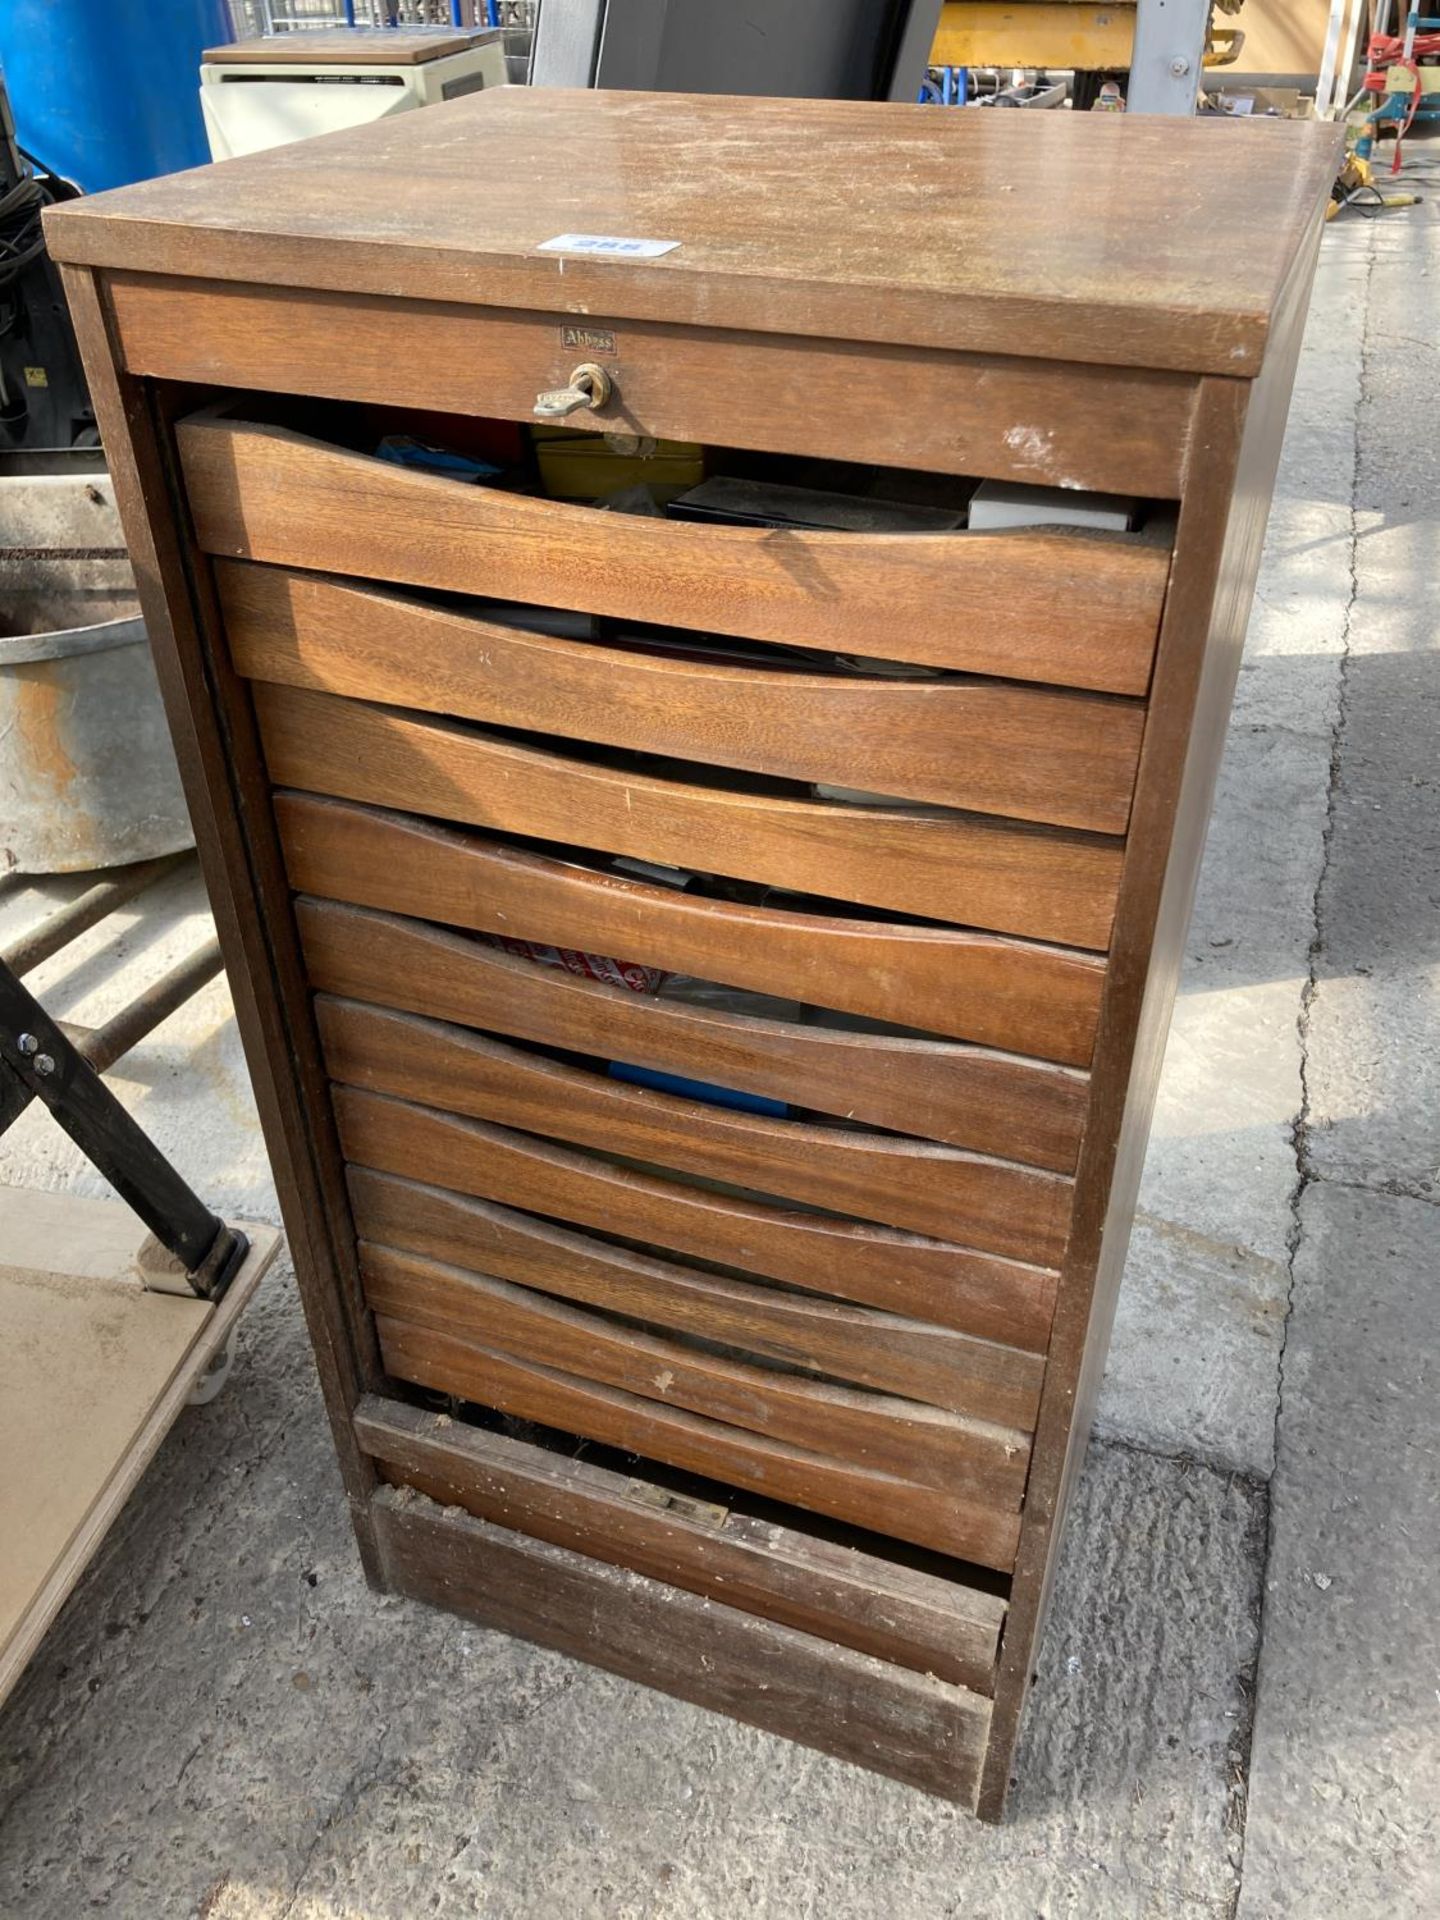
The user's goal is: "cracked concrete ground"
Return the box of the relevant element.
[2,158,1437,1917]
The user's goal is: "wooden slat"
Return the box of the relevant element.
[276,794,1106,1066]
[356,1397,1006,1692]
[370,1483,991,1805]
[227,561,1145,849]
[350,1168,1044,1427]
[298,899,1088,1171]
[321,996,1072,1266]
[182,414,1167,695]
[337,1088,1059,1352]
[362,1242,1029,1505]
[376,1318,1023,1570]
[255,681,1126,945]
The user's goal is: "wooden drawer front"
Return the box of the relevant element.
[256,682,1123,950]
[362,1237,1028,1506]
[319,995,1071,1266]
[356,1152,1033,1572]
[297,900,1089,1173]
[335,1088,1059,1354]
[115,274,1195,500]
[181,414,1169,695]
[225,561,1145,843]
[375,1314,1021,1569]
[277,794,1106,1067]
[349,1168,1043,1430]
[358,1401,1006,1696]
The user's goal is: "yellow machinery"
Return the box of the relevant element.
[934,2,1136,68]
[931,0,1243,75]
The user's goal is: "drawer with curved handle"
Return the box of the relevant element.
[254,680,1124,950]
[273,792,1108,1067]
[375,1312,1023,1571]
[296,897,1090,1172]
[360,1238,1033,1506]
[347,1164,1046,1427]
[317,992,1074,1266]
[337,1087,1061,1354]
[223,561,1145,845]
[179,412,1171,696]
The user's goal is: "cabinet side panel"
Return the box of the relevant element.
[978,213,1325,1820]
[59,264,385,1577]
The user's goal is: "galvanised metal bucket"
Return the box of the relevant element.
[1,453,193,875]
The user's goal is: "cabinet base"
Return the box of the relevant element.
[370,1479,994,1812]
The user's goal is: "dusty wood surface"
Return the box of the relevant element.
[371,1482,991,1802]
[47,91,1341,376]
[204,27,488,63]
[348,1167,1044,1425]
[376,1320,1022,1569]
[363,1240,1030,1505]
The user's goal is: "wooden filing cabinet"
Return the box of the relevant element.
[46,90,1340,1820]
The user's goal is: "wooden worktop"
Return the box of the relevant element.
[46,88,1340,377]
[203,28,498,66]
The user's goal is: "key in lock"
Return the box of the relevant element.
[533,362,614,419]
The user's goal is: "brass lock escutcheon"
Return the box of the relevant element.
[533,361,614,419]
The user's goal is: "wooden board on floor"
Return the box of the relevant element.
[0,1187,282,1704]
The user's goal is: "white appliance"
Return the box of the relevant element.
[200,26,507,162]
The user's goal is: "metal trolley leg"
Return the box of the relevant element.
[0,955,246,1302]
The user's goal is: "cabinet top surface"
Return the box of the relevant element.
[202,28,497,65]
[46,88,1340,376]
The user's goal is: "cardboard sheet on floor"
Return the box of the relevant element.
[0,1186,281,1703]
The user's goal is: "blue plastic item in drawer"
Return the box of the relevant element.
[607,1061,787,1117]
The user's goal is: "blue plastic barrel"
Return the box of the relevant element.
[0,0,231,194]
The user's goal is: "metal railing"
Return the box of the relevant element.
[228,0,532,33]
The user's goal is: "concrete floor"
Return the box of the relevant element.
[2,164,1437,1918]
